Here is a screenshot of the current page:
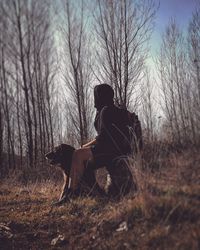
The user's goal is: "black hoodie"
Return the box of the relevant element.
[92,84,131,167]
[94,84,114,111]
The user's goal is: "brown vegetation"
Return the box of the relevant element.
[0,0,200,249]
[0,148,199,250]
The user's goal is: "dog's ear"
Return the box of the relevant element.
[45,144,76,170]
[58,144,75,172]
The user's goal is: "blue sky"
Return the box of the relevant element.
[55,0,198,71]
[56,0,198,53]
[151,0,198,54]
[157,0,197,31]
[147,0,198,73]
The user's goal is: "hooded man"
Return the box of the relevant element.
[67,84,133,197]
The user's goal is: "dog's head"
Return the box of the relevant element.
[45,144,75,173]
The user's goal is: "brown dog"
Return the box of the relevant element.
[45,144,105,205]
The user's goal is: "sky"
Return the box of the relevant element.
[147,0,198,76]
[151,0,198,54]
[55,0,198,55]
[55,0,199,78]
[157,0,197,30]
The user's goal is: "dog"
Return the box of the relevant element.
[45,144,105,205]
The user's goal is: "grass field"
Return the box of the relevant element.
[0,148,200,250]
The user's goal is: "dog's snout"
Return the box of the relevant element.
[45,151,54,159]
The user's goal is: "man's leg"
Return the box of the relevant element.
[106,158,134,198]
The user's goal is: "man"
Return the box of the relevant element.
[68,84,134,197]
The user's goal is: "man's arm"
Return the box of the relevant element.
[95,106,114,147]
[82,139,96,148]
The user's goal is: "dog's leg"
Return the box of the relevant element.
[59,172,69,200]
[52,172,70,206]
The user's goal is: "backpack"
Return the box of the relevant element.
[126,111,143,153]
[114,107,143,154]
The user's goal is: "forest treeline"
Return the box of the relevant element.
[0,0,200,175]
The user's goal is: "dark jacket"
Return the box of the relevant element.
[91,106,132,169]
[94,105,131,156]
[91,84,131,167]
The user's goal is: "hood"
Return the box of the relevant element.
[94,84,114,111]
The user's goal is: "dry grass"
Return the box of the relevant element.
[0,148,200,250]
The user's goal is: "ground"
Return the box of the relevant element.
[0,148,200,250]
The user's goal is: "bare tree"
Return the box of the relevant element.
[187,5,200,143]
[0,0,57,170]
[0,2,4,170]
[94,0,157,109]
[0,10,16,171]
[140,69,155,142]
[157,19,191,144]
[0,105,3,171]
[61,0,94,146]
